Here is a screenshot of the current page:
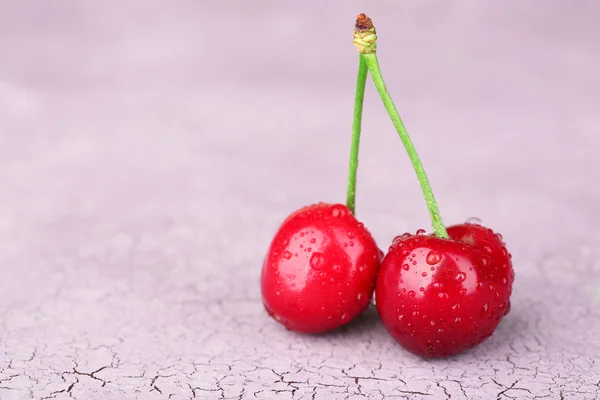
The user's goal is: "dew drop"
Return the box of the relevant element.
[306,247,312,252]
[455,272,467,282]
[426,250,442,265]
[300,232,305,237]
[416,229,427,236]
[465,217,483,225]
[422,272,428,277]
[408,290,416,297]
[357,293,363,301]
[299,244,304,249]
[331,207,345,217]
[398,314,404,320]
[504,300,512,315]
[481,256,489,266]
[476,282,483,291]
[438,292,449,300]
[480,302,489,317]
[333,264,341,272]
[349,241,354,247]
[358,265,366,272]
[343,243,348,248]
[402,264,410,271]
[430,266,435,271]
[401,232,411,239]
[309,252,325,269]
[276,291,280,296]
[310,238,316,244]
[432,282,441,289]
[483,246,493,254]
[419,287,425,292]
[430,320,436,326]
[451,303,461,311]
[412,261,417,266]
[412,311,420,317]
[495,233,503,241]
[282,251,292,260]
[347,232,355,239]
[502,277,508,285]
[454,317,462,324]
[341,313,347,320]
[460,289,467,296]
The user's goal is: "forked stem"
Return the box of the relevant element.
[353,13,448,238]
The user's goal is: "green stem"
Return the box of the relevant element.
[345,55,368,215]
[361,52,449,238]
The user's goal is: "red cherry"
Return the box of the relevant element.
[375,222,514,357]
[261,203,380,333]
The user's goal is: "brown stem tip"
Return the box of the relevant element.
[355,13,373,32]
[353,13,377,54]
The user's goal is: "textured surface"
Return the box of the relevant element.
[1,1,600,399]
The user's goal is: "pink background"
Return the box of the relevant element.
[1,1,599,399]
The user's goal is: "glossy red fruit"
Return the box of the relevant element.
[261,203,380,334]
[375,222,514,357]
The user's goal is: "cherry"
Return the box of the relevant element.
[354,13,515,357]
[261,203,380,333]
[375,222,514,357]
[261,38,380,333]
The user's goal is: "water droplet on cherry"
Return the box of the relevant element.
[480,302,489,317]
[426,250,442,265]
[402,264,410,271]
[408,290,416,297]
[309,252,325,269]
[416,229,426,236]
[455,272,467,282]
[465,217,483,225]
[282,251,292,260]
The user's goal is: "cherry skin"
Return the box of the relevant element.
[261,202,381,334]
[375,222,514,357]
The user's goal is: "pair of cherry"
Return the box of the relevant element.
[260,14,514,358]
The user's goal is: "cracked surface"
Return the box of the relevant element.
[1,1,599,399]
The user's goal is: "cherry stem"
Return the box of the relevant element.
[362,53,448,238]
[353,13,448,238]
[346,55,368,215]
